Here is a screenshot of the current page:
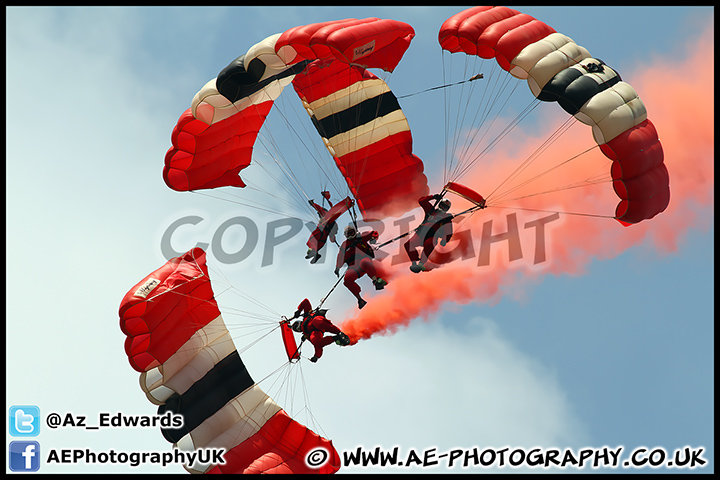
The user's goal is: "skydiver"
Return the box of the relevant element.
[306,191,335,264]
[290,298,350,363]
[335,225,388,310]
[403,194,454,273]
[306,192,354,265]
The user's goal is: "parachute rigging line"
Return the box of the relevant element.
[482,115,586,206]
[316,274,345,310]
[265,93,351,204]
[396,72,484,99]
[488,204,614,221]
[447,62,520,183]
[490,144,603,207]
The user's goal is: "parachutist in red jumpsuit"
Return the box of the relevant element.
[306,192,335,264]
[403,194,454,273]
[306,193,354,265]
[334,226,388,310]
[291,298,349,362]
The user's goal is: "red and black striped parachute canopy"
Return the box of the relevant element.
[438,6,669,225]
[119,248,340,474]
[164,18,428,222]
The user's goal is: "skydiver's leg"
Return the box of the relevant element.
[406,234,427,272]
[345,267,368,309]
[328,222,339,245]
[359,258,388,290]
[343,267,362,296]
[311,225,333,264]
[403,234,421,263]
[313,317,342,335]
[343,267,366,309]
[420,236,437,264]
[309,332,335,361]
[306,229,322,259]
[316,229,329,251]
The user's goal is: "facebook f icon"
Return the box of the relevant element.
[9,405,40,436]
[9,441,41,472]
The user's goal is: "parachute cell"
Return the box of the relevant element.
[118,248,340,474]
[275,18,415,72]
[439,6,669,224]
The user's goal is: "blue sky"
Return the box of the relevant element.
[6,6,713,474]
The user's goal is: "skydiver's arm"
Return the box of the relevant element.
[418,195,436,215]
[362,231,379,244]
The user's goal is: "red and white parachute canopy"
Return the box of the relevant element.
[119,248,340,474]
[164,18,429,222]
[438,6,669,225]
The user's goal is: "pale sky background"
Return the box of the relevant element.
[6,6,713,474]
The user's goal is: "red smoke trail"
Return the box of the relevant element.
[340,24,714,343]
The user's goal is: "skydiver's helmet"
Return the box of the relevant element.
[291,321,303,333]
[438,199,451,212]
[344,225,357,239]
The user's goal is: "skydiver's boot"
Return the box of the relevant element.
[372,277,388,290]
[334,332,350,346]
[305,248,315,259]
[309,355,319,363]
[357,298,367,309]
[410,262,426,273]
[310,252,321,264]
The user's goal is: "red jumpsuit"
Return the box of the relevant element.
[335,230,385,298]
[306,197,354,256]
[295,299,342,360]
[307,201,333,253]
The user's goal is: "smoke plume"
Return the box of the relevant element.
[340,24,714,343]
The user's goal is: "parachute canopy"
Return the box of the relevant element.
[444,181,486,208]
[164,18,428,221]
[281,321,301,363]
[292,59,427,218]
[439,6,669,225]
[118,248,340,474]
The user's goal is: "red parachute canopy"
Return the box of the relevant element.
[292,59,428,219]
[444,181,486,208]
[281,321,301,362]
[118,248,340,474]
[281,298,313,362]
[439,6,669,225]
[275,17,414,72]
[164,18,428,221]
